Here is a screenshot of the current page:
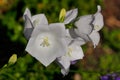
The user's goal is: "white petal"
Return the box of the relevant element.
[69,28,79,38]
[26,32,67,66]
[64,8,78,24]
[65,29,73,45]
[55,38,67,57]
[58,56,70,70]
[65,29,86,46]
[49,23,66,37]
[66,29,71,38]
[24,15,34,40]
[69,28,90,43]
[56,58,69,75]
[89,30,100,48]
[61,68,69,76]
[31,24,49,37]
[92,5,104,31]
[73,37,86,46]
[31,14,48,27]
[26,34,55,66]
[68,42,84,61]
[66,29,86,45]
[74,29,91,41]
[74,15,93,35]
[31,23,67,56]
[23,8,31,20]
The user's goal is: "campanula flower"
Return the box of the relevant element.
[73,5,104,47]
[25,13,67,66]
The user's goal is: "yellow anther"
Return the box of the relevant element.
[40,36,50,47]
[94,25,99,30]
[33,19,39,27]
[67,47,73,57]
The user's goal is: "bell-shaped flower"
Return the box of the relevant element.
[23,8,48,40]
[56,41,84,75]
[89,5,104,47]
[25,15,67,66]
[72,5,104,47]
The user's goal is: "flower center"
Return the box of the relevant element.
[33,19,40,27]
[67,47,73,56]
[40,36,50,47]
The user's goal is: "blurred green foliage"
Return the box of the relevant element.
[0,54,60,80]
[1,0,120,80]
[103,27,120,51]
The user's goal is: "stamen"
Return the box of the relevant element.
[33,19,39,27]
[67,47,73,56]
[40,36,50,47]
[94,25,99,30]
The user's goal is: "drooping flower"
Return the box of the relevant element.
[23,8,48,40]
[90,5,104,47]
[25,13,67,66]
[72,5,104,47]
